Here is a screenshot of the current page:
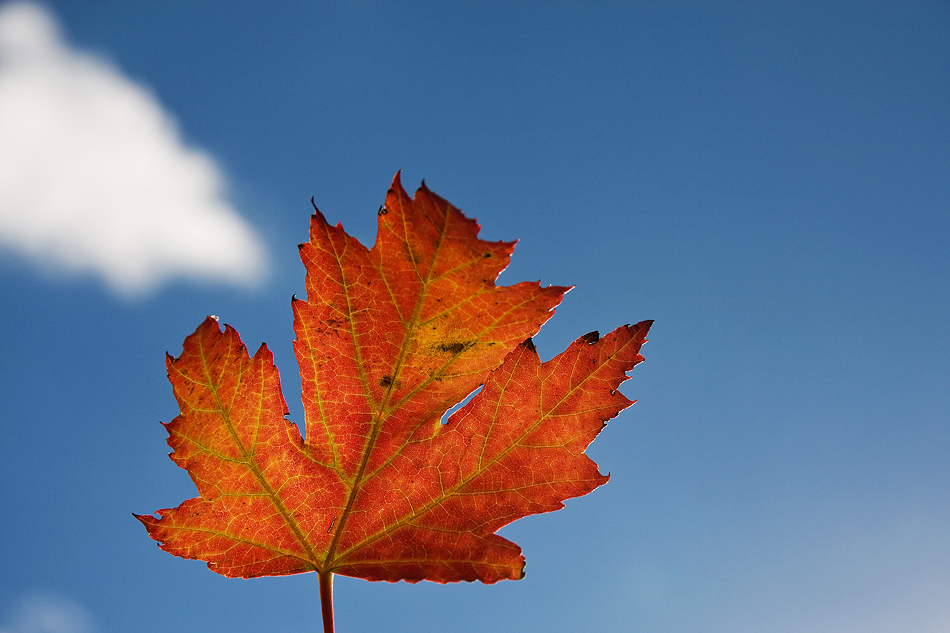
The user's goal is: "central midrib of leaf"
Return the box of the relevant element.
[323,202,453,568]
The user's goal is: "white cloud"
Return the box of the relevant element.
[0,593,98,633]
[0,1,267,295]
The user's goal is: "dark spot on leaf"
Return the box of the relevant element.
[522,338,537,353]
[437,341,470,355]
[378,205,387,216]
[483,252,491,258]
[580,331,600,345]
[610,389,617,395]
[380,375,394,388]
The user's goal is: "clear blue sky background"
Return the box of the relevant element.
[1,2,948,632]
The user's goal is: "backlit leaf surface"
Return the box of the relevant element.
[137,174,652,584]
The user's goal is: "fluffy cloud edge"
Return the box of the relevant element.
[0,2,268,296]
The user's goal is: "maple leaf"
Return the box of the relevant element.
[136,174,652,632]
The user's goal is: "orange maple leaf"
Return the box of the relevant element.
[137,174,652,632]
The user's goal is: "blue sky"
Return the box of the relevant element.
[1,2,948,632]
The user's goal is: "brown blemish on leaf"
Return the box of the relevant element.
[580,331,600,345]
[436,341,471,355]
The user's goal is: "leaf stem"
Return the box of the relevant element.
[319,571,335,633]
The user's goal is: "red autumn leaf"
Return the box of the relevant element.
[137,174,651,630]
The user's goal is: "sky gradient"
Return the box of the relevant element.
[1,2,948,632]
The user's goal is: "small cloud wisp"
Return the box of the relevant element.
[0,2,267,295]
[0,592,98,633]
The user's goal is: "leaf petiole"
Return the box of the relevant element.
[319,571,334,633]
